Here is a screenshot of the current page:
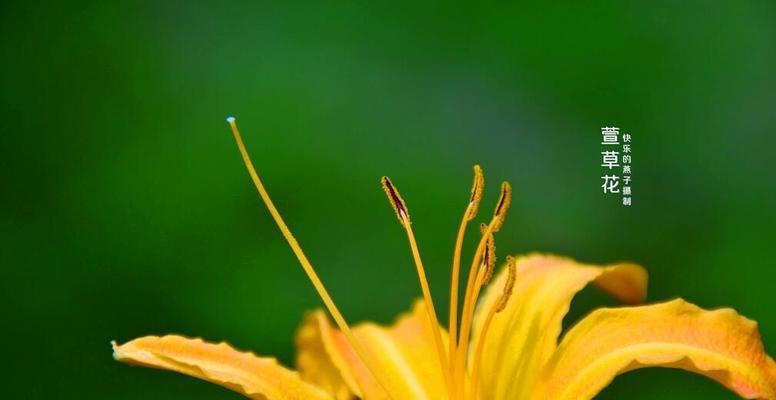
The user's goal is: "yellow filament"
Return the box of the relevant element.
[468,257,516,400]
[402,215,454,397]
[455,219,498,398]
[468,295,496,400]
[448,165,484,373]
[466,269,491,400]
[447,213,469,379]
[458,268,487,399]
[381,176,453,397]
[456,182,510,399]
[227,117,393,398]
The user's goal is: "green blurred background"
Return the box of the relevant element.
[2,1,775,398]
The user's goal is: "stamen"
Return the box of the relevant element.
[455,181,512,398]
[479,223,496,285]
[454,220,498,398]
[465,165,485,221]
[469,257,517,399]
[495,257,517,313]
[380,176,453,397]
[227,117,393,398]
[448,165,484,376]
[381,176,410,227]
[492,182,512,232]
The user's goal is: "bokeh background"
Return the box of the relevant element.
[2,1,775,399]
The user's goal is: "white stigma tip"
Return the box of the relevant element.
[226,116,236,124]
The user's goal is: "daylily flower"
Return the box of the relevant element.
[112,117,776,400]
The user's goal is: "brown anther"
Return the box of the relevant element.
[496,256,517,312]
[479,223,496,285]
[465,165,485,221]
[492,181,512,232]
[381,176,410,227]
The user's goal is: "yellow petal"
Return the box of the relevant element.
[297,299,449,400]
[296,311,361,399]
[535,299,776,400]
[112,335,332,400]
[470,253,647,400]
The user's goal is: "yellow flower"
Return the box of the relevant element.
[112,117,776,400]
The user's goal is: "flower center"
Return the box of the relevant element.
[228,116,516,400]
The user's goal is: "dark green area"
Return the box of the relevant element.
[1,1,774,399]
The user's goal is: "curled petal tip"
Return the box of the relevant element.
[110,340,123,361]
